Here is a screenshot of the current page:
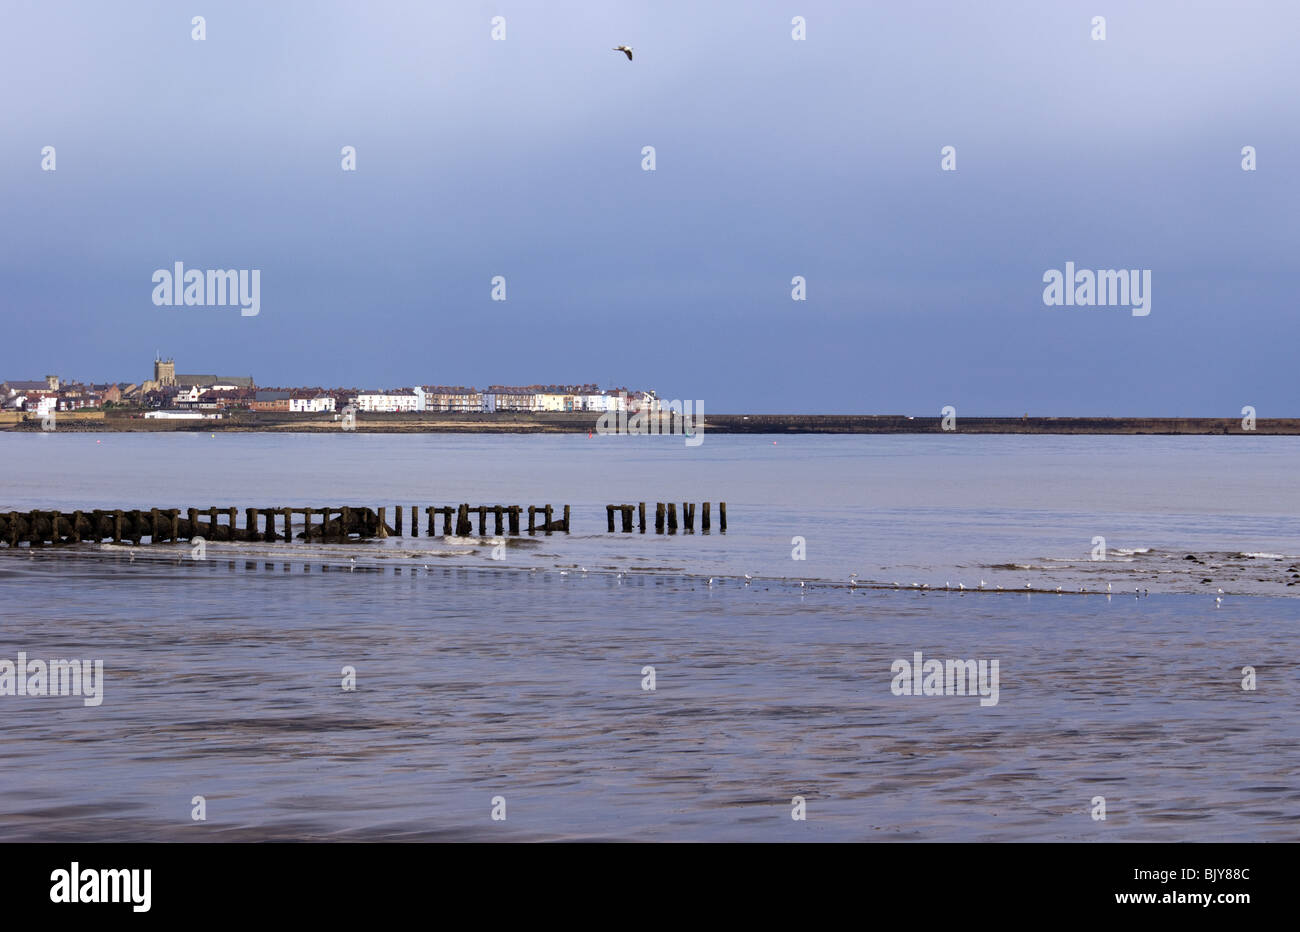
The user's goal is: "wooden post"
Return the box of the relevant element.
[442,507,454,536]
[303,508,312,542]
[319,508,329,541]
[719,501,727,532]
[72,510,82,544]
[544,505,553,535]
[639,502,646,533]
[655,502,665,533]
[606,505,615,532]
[226,507,237,541]
[667,503,677,533]
[684,503,694,533]
[265,509,278,542]
[247,508,260,542]
[620,505,633,533]
[508,506,520,535]
[114,510,123,544]
[8,511,19,547]
[563,505,571,533]
[477,507,487,537]
[169,510,180,542]
[456,504,471,537]
[377,507,388,539]
[702,502,711,532]
[394,505,402,536]
[151,508,160,543]
[411,505,418,537]
[208,507,218,540]
[493,507,504,536]
[187,508,198,540]
[527,506,536,535]
[343,506,353,540]
[282,508,292,542]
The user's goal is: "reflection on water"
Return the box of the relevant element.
[2,432,1298,595]
[0,552,1294,841]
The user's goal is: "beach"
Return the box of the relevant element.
[0,432,1296,841]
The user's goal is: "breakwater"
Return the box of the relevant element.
[0,503,575,546]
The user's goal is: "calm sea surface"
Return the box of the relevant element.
[0,433,1296,840]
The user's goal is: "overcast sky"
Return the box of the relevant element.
[2,1,1297,414]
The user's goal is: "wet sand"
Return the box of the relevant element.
[0,552,1294,842]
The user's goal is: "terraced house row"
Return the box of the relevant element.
[3,359,662,418]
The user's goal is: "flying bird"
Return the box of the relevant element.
[613,45,633,61]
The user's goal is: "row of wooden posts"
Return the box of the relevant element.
[0,504,571,547]
[605,502,726,533]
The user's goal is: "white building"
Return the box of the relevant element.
[357,390,419,413]
[578,392,629,412]
[290,394,336,413]
[144,411,223,420]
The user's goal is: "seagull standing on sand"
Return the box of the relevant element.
[613,45,633,61]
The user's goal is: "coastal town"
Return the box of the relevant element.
[1,357,663,421]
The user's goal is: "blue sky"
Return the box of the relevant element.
[2,0,1297,414]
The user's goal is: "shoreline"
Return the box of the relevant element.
[4,412,1299,434]
[5,540,1295,598]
